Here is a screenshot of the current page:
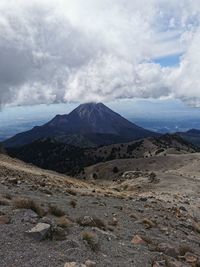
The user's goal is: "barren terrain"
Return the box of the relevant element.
[0,152,200,267]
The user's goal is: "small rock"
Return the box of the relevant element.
[179,206,187,212]
[166,258,190,267]
[22,209,38,224]
[139,197,148,202]
[184,252,198,265]
[109,217,118,226]
[40,216,55,225]
[85,260,96,267]
[157,243,179,258]
[64,262,86,267]
[0,215,10,225]
[131,235,146,245]
[152,261,166,267]
[79,216,94,226]
[7,178,18,185]
[192,222,200,233]
[25,223,51,241]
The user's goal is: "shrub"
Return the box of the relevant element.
[49,204,65,217]
[77,216,106,230]
[92,173,98,179]
[70,199,77,208]
[112,167,119,173]
[56,216,73,229]
[13,197,45,217]
[82,231,99,251]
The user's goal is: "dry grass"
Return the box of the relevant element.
[56,216,73,229]
[142,218,156,229]
[12,197,45,217]
[77,216,106,230]
[82,231,99,251]
[49,204,65,217]
[65,188,77,196]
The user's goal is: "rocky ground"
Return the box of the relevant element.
[0,153,200,267]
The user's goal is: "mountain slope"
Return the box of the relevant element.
[1,152,200,267]
[178,129,200,147]
[3,103,159,147]
[7,134,198,175]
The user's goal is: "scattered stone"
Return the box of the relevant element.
[22,209,39,224]
[93,227,116,239]
[25,223,51,241]
[152,261,166,267]
[79,216,94,226]
[0,215,10,225]
[165,258,190,267]
[157,243,179,258]
[64,262,86,267]
[184,252,198,265]
[179,206,187,212]
[139,197,148,202]
[131,235,146,245]
[109,216,118,226]
[85,260,96,267]
[7,178,18,185]
[192,222,200,233]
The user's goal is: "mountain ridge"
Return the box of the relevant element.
[7,133,198,175]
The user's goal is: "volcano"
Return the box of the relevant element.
[3,102,159,147]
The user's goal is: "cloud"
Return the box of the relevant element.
[0,0,200,106]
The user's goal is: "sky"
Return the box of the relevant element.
[1,0,200,139]
[0,0,200,107]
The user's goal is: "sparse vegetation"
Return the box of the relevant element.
[92,173,98,179]
[12,197,45,217]
[77,216,106,230]
[82,231,99,251]
[48,204,65,217]
[56,216,73,229]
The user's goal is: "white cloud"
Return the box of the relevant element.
[0,0,200,106]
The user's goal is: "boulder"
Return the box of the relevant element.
[25,223,51,241]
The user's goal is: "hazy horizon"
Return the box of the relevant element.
[1,99,200,141]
